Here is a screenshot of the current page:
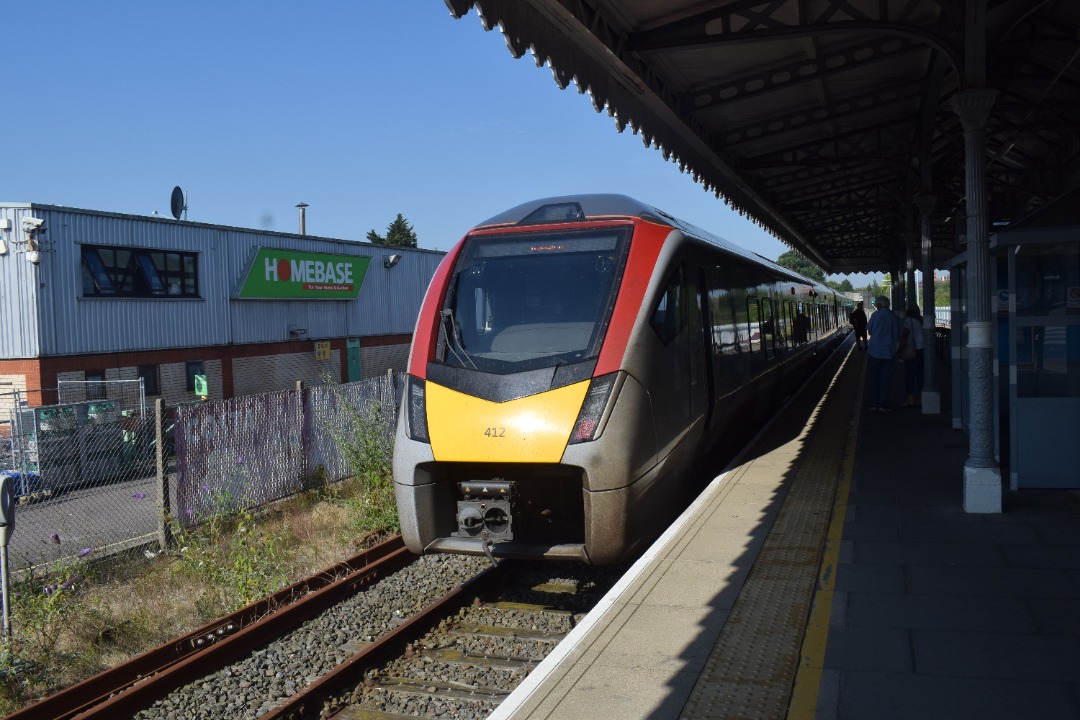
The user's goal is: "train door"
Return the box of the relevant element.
[685,262,709,436]
[788,300,797,347]
[747,296,766,365]
[761,298,776,359]
[699,267,718,429]
[648,263,692,467]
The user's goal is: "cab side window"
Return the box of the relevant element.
[650,266,686,344]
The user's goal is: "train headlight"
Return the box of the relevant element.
[405,376,429,443]
[569,372,619,444]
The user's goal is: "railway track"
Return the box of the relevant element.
[317,565,620,720]
[6,536,421,720]
[12,537,622,720]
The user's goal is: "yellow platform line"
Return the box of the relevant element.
[786,357,865,719]
[680,344,861,719]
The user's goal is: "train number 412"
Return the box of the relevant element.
[484,427,506,438]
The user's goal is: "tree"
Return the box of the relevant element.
[367,213,418,248]
[826,278,854,292]
[776,250,825,282]
[935,278,950,309]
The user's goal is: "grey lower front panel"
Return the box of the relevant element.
[395,479,454,555]
[395,457,676,565]
[395,461,588,557]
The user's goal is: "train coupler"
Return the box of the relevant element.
[453,479,514,543]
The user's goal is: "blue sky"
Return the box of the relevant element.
[3,2,863,277]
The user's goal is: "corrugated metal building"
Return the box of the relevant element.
[0,202,445,409]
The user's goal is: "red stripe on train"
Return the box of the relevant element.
[409,238,465,378]
[595,219,669,375]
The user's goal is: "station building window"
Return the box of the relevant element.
[138,364,160,396]
[85,370,106,400]
[185,361,205,392]
[81,245,199,298]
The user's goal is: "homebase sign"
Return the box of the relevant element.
[238,248,370,300]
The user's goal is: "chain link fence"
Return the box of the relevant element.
[2,373,400,573]
[2,389,49,474]
[173,374,398,524]
[5,393,159,571]
[305,376,398,487]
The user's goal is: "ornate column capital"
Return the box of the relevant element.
[951,89,999,131]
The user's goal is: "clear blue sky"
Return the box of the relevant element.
[3,2,866,279]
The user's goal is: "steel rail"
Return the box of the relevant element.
[8,535,411,720]
[257,562,503,720]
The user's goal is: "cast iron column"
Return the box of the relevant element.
[918,194,940,414]
[905,233,918,308]
[952,88,1000,512]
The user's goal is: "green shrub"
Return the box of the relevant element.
[171,494,290,612]
[322,383,399,534]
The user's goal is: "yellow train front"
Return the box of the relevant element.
[393,195,846,565]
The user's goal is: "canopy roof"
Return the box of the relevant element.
[447,0,1080,274]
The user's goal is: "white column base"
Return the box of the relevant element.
[963,465,1002,513]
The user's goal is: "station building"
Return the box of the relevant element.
[0,202,445,413]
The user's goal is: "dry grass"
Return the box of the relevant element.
[0,477,397,715]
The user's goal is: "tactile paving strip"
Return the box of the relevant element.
[679,356,859,720]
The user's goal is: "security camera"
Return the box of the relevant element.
[21,217,45,234]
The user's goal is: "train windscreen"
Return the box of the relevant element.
[437,228,631,374]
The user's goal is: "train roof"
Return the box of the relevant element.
[476,194,835,296]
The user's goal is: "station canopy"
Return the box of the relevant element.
[447,0,1080,275]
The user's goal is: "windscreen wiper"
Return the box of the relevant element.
[441,307,477,370]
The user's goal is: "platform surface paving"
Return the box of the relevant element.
[493,344,1080,720]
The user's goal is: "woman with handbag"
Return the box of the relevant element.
[898,303,924,407]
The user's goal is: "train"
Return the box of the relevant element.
[392,195,850,565]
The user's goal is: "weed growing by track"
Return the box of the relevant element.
[172,501,291,615]
[321,383,399,536]
[0,404,401,714]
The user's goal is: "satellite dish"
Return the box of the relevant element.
[170,186,186,220]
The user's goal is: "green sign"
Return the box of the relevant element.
[237,248,370,300]
[193,374,208,397]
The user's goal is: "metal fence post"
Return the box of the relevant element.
[155,399,172,551]
[296,380,309,483]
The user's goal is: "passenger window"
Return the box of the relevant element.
[747,297,762,353]
[761,299,776,358]
[651,266,686,344]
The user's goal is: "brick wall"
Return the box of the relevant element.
[160,359,223,404]
[360,343,409,380]
[233,350,341,396]
[0,373,28,426]
[3,334,411,408]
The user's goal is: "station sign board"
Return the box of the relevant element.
[238,248,370,300]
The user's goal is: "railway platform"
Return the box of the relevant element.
[493,339,1080,719]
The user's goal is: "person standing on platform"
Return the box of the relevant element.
[849,301,868,350]
[899,303,925,407]
[866,296,900,410]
